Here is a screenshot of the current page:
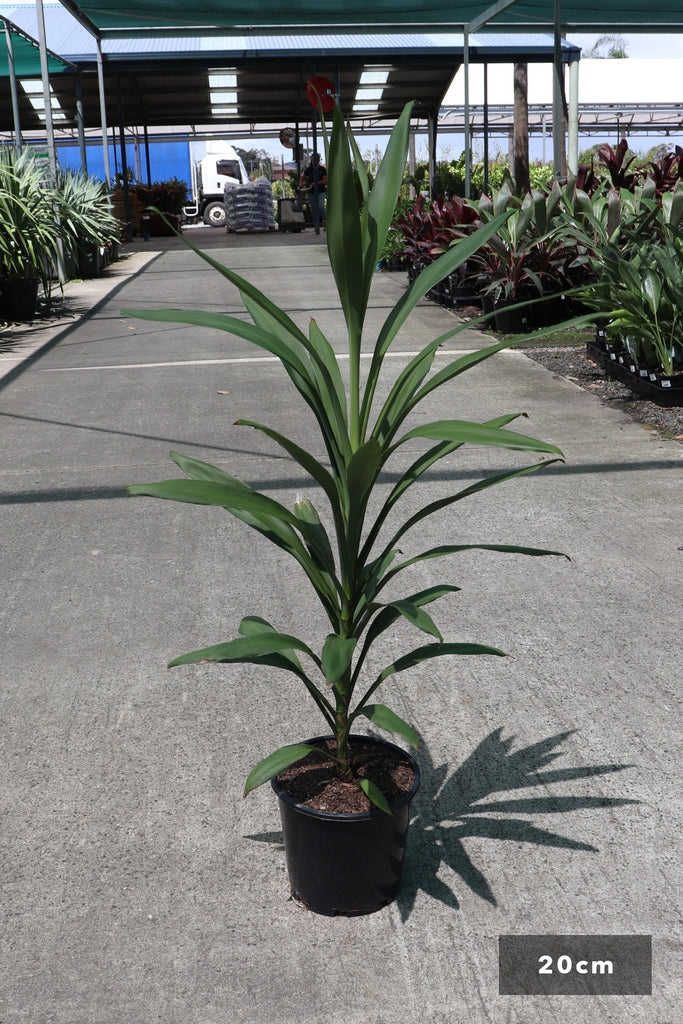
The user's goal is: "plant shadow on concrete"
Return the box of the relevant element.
[397,727,635,919]
[244,726,635,919]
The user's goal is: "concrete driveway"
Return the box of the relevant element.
[1,227,680,1023]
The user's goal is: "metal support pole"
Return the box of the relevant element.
[483,63,489,197]
[552,0,564,178]
[35,0,58,182]
[311,110,320,235]
[567,58,579,175]
[75,74,87,173]
[143,124,152,185]
[463,29,471,199]
[96,37,111,185]
[36,0,65,284]
[117,78,132,241]
[5,21,22,150]
[427,113,436,199]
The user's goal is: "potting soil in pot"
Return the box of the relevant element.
[275,737,415,814]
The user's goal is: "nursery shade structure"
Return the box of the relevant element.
[0,17,70,76]
[55,0,683,34]
[1,15,72,149]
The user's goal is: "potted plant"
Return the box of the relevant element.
[582,237,683,384]
[124,104,584,915]
[136,177,189,235]
[53,168,121,277]
[0,147,63,319]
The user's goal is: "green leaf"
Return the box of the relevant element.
[395,542,568,572]
[358,777,392,815]
[352,584,460,676]
[126,475,304,527]
[126,474,343,611]
[642,269,662,315]
[120,306,311,380]
[124,221,310,347]
[237,616,335,727]
[361,414,532,565]
[373,641,507,688]
[321,634,357,688]
[667,179,683,228]
[244,743,322,796]
[373,460,565,579]
[357,703,420,748]
[382,599,443,642]
[238,615,305,672]
[347,437,382,506]
[235,420,339,510]
[364,102,413,281]
[394,419,563,457]
[168,631,318,668]
[360,209,513,436]
[347,128,370,207]
[295,497,337,575]
[308,318,349,432]
[346,437,384,555]
[326,103,365,342]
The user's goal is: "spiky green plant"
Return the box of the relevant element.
[124,104,583,811]
[0,146,63,288]
[53,168,120,266]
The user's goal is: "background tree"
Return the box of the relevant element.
[584,34,629,59]
[513,62,530,195]
[235,147,273,179]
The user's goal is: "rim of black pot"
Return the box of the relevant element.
[270,733,421,822]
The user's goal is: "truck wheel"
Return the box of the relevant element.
[203,202,226,227]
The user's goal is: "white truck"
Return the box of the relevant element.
[184,143,249,227]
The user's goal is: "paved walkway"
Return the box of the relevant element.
[0,227,680,1023]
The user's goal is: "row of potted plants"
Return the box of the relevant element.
[111,176,189,237]
[583,238,683,390]
[0,147,121,321]
[387,149,683,385]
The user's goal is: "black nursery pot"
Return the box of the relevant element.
[1,277,39,321]
[272,735,421,916]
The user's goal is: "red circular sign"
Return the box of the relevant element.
[306,76,335,114]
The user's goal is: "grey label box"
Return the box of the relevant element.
[499,934,652,995]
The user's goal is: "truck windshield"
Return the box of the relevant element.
[216,160,241,179]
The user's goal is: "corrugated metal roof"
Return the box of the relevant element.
[0,6,578,60]
[47,0,683,34]
[0,2,578,137]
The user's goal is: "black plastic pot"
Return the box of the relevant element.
[272,735,420,916]
[1,278,39,321]
[586,339,683,399]
[494,300,531,334]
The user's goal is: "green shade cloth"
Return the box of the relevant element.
[0,19,71,77]
[58,0,683,32]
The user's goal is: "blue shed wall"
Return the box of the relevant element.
[56,139,192,188]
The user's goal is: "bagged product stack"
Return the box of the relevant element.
[224,178,277,232]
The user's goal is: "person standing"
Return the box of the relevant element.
[299,153,327,228]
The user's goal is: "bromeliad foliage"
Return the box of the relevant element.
[124,103,572,811]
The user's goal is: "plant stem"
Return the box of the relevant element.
[349,327,362,450]
[334,665,354,782]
